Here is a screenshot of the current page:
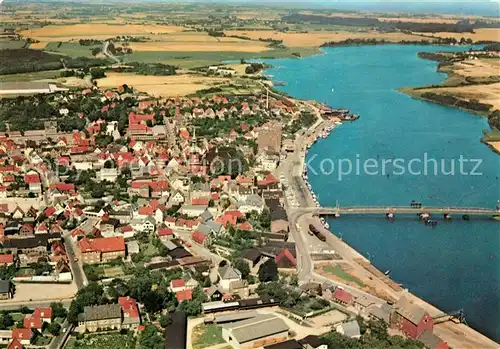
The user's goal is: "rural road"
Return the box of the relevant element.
[102,40,121,64]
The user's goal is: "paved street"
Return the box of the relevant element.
[63,234,87,289]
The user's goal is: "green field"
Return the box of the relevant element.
[192,324,225,349]
[123,47,320,68]
[322,265,365,287]
[0,70,61,82]
[0,39,27,49]
[44,42,100,58]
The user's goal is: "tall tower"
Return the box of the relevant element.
[266,87,269,110]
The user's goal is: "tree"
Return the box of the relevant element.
[0,314,14,329]
[50,302,67,320]
[139,324,164,349]
[90,68,106,80]
[232,259,250,279]
[47,322,61,336]
[258,259,278,282]
[159,314,171,328]
[142,290,162,314]
[67,283,105,324]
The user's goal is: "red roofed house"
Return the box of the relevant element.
[332,287,353,306]
[224,210,244,218]
[0,254,14,266]
[33,307,52,323]
[77,236,126,264]
[44,206,56,218]
[157,228,173,241]
[238,221,253,231]
[118,296,141,329]
[393,297,434,339]
[216,214,237,228]
[12,328,33,346]
[192,230,209,246]
[176,289,192,302]
[191,198,210,206]
[275,248,296,269]
[23,315,42,330]
[24,173,41,194]
[50,183,75,193]
[7,339,23,349]
[170,279,186,293]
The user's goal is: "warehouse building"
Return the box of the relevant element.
[221,313,289,349]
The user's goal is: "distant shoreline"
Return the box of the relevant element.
[397,49,500,154]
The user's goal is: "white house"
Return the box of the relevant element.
[217,265,242,292]
[180,205,205,218]
[335,320,361,339]
[257,152,280,172]
[99,168,118,183]
[237,194,264,214]
[169,190,185,205]
[141,216,156,233]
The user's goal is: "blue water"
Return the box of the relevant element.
[262,45,500,342]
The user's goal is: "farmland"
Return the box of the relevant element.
[2,0,499,91]
[224,29,427,47]
[19,23,185,41]
[413,28,500,42]
[97,72,231,97]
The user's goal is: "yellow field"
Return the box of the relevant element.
[29,42,48,49]
[129,39,270,52]
[97,72,229,97]
[488,141,500,153]
[420,83,500,110]
[19,23,186,41]
[415,28,500,42]
[225,30,425,47]
[452,59,500,78]
[236,11,283,21]
[378,17,460,24]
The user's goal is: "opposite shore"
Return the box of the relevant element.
[396,48,500,154]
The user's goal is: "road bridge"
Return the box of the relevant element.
[317,206,500,218]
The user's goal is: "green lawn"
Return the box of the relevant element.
[66,333,136,349]
[44,42,99,58]
[10,313,24,322]
[142,241,160,257]
[323,265,365,287]
[482,129,500,142]
[33,335,52,346]
[192,324,225,349]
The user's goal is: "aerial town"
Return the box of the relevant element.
[1,0,499,349]
[0,74,475,349]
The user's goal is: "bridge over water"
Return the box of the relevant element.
[316,205,500,218]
